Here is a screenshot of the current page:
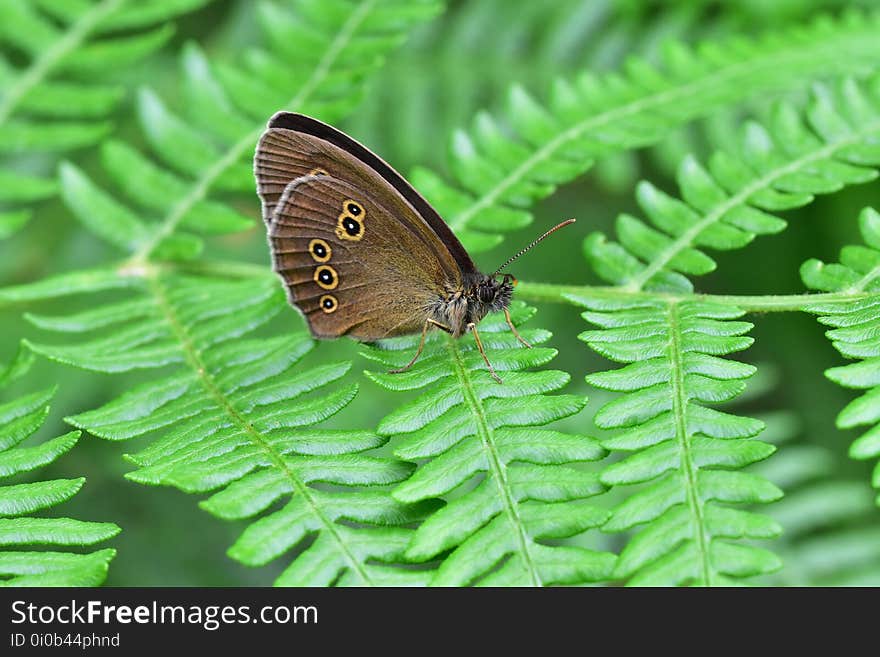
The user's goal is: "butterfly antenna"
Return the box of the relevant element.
[492,218,576,276]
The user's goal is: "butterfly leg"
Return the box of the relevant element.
[468,322,503,384]
[503,307,532,349]
[388,319,451,374]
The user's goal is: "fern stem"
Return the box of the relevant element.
[445,335,542,586]
[627,120,880,291]
[851,260,880,293]
[667,302,713,586]
[146,275,374,586]
[515,281,876,312]
[127,0,378,264]
[447,23,880,234]
[0,0,125,124]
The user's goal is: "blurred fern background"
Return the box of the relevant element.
[2,0,879,586]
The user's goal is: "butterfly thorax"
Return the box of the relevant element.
[428,272,514,337]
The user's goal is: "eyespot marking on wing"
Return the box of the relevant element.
[314,265,339,290]
[309,238,332,263]
[335,199,366,241]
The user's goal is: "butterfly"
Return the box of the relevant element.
[254,112,573,383]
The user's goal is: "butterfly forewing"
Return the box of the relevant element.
[269,175,456,340]
[255,112,477,274]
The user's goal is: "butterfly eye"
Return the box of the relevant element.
[345,201,363,216]
[319,294,338,313]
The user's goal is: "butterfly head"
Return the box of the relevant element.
[474,273,515,313]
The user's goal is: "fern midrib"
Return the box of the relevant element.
[0,0,126,124]
[668,301,713,586]
[627,118,880,291]
[447,29,879,233]
[128,0,378,263]
[147,275,374,585]
[514,281,878,313]
[445,336,542,586]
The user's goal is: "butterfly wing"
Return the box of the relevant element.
[254,112,477,275]
[269,174,454,340]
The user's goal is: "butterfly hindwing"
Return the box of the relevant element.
[269,175,455,340]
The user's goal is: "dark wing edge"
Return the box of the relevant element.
[266,111,477,274]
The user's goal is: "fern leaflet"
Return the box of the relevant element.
[22,273,436,586]
[751,407,880,585]
[0,0,209,235]
[0,347,119,586]
[50,0,443,265]
[410,11,880,254]
[365,303,614,586]
[572,294,782,585]
[584,76,880,293]
[802,206,880,506]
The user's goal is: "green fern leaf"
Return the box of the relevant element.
[584,76,880,293]
[802,206,880,506]
[706,367,880,585]
[365,303,614,586]
[572,294,781,585]
[0,347,119,587]
[755,427,880,585]
[0,0,210,234]
[23,273,435,585]
[411,11,880,254]
[50,0,442,263]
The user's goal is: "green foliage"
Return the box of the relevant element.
[412,10,880,254]
[751,407,880,585]
[0,0,209,235]
[0,347,119,586]
[584,77,880,293]
[54,0,443,264]
[803,207,880,506]
[4,1,880,587]
[0,0,445,586]
[364,303,614,585]
[24,273,436,585]
[573,296,781,585]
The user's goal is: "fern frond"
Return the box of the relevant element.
[51,0,442,263]
[410,11,880,254]
[801,206,880,506]
[0,0,209,234]
[0,346,119,586]
[22,273,435,585]
[571,294,781,585]
[751,409,880,585]
[584,76,880,292]
[364,303,614,586]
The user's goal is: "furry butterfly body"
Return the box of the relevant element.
[254,112,568,381]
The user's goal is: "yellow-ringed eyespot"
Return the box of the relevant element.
[308,167,329,176]
[319,294,338,313]
[313,265,339,290]
[343,199,364,217]
[308,238,332,263]
[335,213,364,241]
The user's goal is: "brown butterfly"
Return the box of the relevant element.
[254,112,573,383]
